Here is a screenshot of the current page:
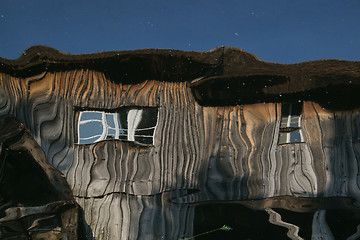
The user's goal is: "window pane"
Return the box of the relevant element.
[133,108,158,144]
[119,110,128,129]
[108,129,116,136]
[106,113,116,128]
[80,111,103,121]
[290,130,302,142]
[280,116,290,128]
[78,111,105,144]
[79,121,103,138]
[137,108,158,128]
[280,103,302,128]
[278,132,289,145]
[278,130,303,144]
[290,116,301,127]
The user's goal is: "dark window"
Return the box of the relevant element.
[278,103,303,144]
[77,108,158,145]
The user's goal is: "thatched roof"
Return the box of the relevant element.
[1,45,360,110]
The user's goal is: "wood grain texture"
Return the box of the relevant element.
[1,66,360,239]
[75,194,194,240]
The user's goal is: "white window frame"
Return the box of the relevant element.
[77,108,158,145]
[278,103,304,144]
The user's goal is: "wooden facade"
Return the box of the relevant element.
[1,46,360,239]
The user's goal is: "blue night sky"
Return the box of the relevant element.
[1,0,359,63]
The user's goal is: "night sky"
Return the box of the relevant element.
[1,0,359,63]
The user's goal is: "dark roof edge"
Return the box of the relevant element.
[1,45,359,77]
[0,45,264,82]
[0,45,250,72]
[1,45,257,61]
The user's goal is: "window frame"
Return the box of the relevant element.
[278,103,304,145]
[75,107,159,146]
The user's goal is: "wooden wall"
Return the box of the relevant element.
[1,70,360,239]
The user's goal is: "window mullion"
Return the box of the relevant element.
[114,113,120,139]
[299,115,304,142]
[286,115,291,143]
[77,111,83,143]
[100,112,107,141]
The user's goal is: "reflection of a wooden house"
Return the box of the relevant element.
[1,45,360,239]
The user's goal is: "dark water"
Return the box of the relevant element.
[193,203,360,239]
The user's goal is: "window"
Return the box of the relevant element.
[278,103,303,144]
[77,107,158,145]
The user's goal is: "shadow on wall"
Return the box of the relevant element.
[165,156,360,240]
[182,181,360,239]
